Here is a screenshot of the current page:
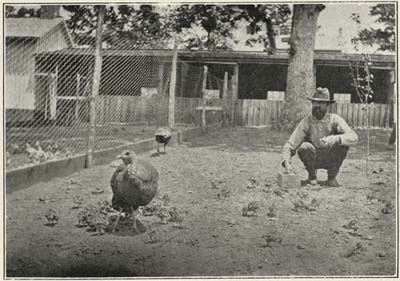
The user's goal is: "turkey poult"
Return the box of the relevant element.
[110,150,159,233]
[155,127,172,153]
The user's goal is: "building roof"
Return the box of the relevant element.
[6,17,65,38]
[36,48,396,70]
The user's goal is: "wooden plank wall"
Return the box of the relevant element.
[96,95,169,125]
[95,96,391,129]
[239,99,389,128]
[329,102,390,129]
[241,99,283,127]
[174,97,225,124]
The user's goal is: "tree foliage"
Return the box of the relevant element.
[5,5,41,17]
[171,5,237,50]
[171,4,291,51]
[352,4,395,52]
[5,4,291,51]
[62,5,172,49]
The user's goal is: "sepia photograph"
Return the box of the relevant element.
[3,1,398,278]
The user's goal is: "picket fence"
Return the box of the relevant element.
[95,96,391,129]
[236,99,391,129]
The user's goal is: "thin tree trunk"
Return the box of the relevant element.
[276,4,324,131]
[86,5,104,168]
[265,18,276,53]
[168,43,178,128]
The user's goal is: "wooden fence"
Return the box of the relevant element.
[96,95,169,125]
[237,99,390,129]
[235,99,283,127]
[95,96,391,129]
[175,97,227,125]
[329,102,391,129]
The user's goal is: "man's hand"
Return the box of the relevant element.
[320,135,341,147]
[282,160,293,174]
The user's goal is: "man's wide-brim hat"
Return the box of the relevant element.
[307,87,335,103]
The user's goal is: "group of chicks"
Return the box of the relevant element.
[25,141,59,163]
[7,140,66,164]
[142,195,185,227]
[44,195,185,236]
[76,200,114,235]
[43,199,112,234]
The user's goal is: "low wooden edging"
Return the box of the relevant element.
[6,124,222,193]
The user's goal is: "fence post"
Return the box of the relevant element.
[75,73,81,122]
[201,66,208,131]
[168,43,178,128]
[231,64,239,127]
[86,5,105,168]
[157,63,165,127]
[222,72,228,125]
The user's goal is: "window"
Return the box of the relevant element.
[334,93,351,103]
[267,91,285,101]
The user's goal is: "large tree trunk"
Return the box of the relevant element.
[276,4,324,131]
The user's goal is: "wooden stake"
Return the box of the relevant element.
[157,63,165,127]
[75,73,81,122]
[222,72,228,125]
[231,64,239,127]
[86,5,105,168]
[168,43,178,128]
[201,66,208,131]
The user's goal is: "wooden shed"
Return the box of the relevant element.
[5,13,74,124]
[32,48,395,127]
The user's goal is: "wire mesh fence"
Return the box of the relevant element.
[5,29,178,170]
[174,61,235,126]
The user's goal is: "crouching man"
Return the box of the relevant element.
[281,88,358,187]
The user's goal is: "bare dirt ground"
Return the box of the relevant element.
[6,127,397,277]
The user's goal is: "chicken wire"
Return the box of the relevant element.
[174,61,232,125]
[5,34,173,170]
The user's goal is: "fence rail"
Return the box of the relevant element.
[96,95,169,126]
[330,102,390,129]
[103,97,389,129]
[236,99,283,127]
[236,99,390,129]
[236,99,391,129]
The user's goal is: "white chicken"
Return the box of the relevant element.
[35,141,48,162]
[26,142,47,163]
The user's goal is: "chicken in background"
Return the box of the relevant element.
[45,208,59,225]
[147,228,158,243]
[35,141,49,161]
[142,201,162,216]
[26,142,37,157]
[155,127,172,154]
[72,195,84,209]
[156,207,170,223]
[266,204,277,219]
[77,204,109,235]
[242,201,260,217]
[9,143,21,154]
[45,141,59,154]
[25,141,47,163]
[168,206,184,227]
[161,194,170,206]
[110,150,159,233]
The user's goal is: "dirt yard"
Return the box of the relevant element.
[6,127,397,277]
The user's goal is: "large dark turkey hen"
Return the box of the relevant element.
[155,127,172,153]
[110,150,159,233]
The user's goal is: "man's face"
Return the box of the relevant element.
[312,101,329,120]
